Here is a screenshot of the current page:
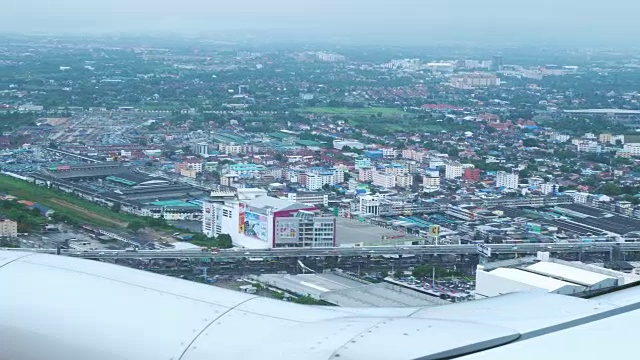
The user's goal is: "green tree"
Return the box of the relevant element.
[412,265,430,279]
[217,233,233,249]
[127,220,146,233]
[600,183,623,196]
[146,217,168,228]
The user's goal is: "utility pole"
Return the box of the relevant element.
[432,266,435,288]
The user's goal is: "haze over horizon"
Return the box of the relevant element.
[2,0,640,46]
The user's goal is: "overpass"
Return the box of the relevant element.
[4,242,638,260]
[45,148,103,163]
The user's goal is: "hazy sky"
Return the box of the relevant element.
[2,0,640,44]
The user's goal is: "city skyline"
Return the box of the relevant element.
[2,0,640,46]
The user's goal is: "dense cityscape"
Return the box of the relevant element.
[3,24,640,359]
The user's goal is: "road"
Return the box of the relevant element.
[3,242,636,259]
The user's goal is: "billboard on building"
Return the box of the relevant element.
[238,203,245,233]
[274,218,299,244]
[276,222,298,238]
[244,211,268,241]
[429,225,441,237]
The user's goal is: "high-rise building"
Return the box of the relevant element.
[445,163,464,179]
[287,192,329,207]
[491,55,503,71]
[463,168,481,182]
[355,157,372,169]
[195,142,209,157]
[0,219,17,238]
[202,193,334,248]
[372,171,396,189]
[359,195,381,215]
[358,167,375,182]
[396,174,414,189]
[422,176,440,189]
[306,172,334,191]
[450,73,501,89]
[496,171,519,190]
[540,183,560,195]
[332,168,345,184]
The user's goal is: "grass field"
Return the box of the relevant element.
[0,175,138,229]
[299,107,406,116]
[346,118,443,133]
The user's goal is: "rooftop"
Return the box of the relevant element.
[149,200,200,208]
[246,196,311,212]
[525,262,615,287]
[488,268,578,292]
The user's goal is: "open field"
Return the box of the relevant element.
[0,175,137,229]
[48,199,127,227]
[299,107,406,116]
[346,118,443,133]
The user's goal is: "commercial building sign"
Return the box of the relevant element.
[238,203,246,233]
[276,222,298,239]
[429,225,441,237]
[477,243,492,257]
[244,211,268,241]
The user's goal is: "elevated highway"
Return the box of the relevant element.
[4,242,638,260]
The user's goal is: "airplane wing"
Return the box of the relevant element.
[1,250,637,360]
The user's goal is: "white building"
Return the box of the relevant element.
[0,219,17,238]
[384,165,408,176]
[358,167,375,182]
[218,144,252,155]
[381,148,398,159]
[425,168,440,178]
[333,140,365,150]
[423,176,441,188]
[496,171,519,190]
[402,149,426,162]
[611,135,625,145]
[525,262,617,290]
[476,267,585,298]
[359,195,381,215]
[266,168,283,180]
[355,157,372,169]
[306,172,334,191]
[195,143,209,157]
[221,174,239,187]
[550,133,571,143]
[429,158,446,168]
[445,163,463,179]
[332,168,345,184]
[202,194,334,248]
[450,73,500,89]
[475,258,623,298]
[576,141,602,153]
[564,191,590,204]
[539,183,560,195]
[623,143,640,157]
[372,171,396,189]
[287,192,329,207]
[396,174,414,189]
